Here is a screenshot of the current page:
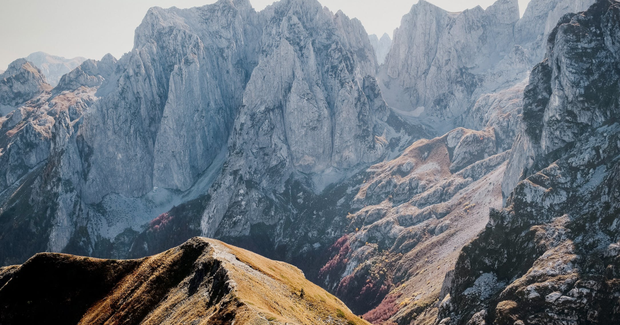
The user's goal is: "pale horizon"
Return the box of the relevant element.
[0,0,531,70]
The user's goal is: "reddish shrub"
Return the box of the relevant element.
[334,263,394,316]
[363,293,401,324]
[318,235,351,278]
[339,274,354,290]
[149,212,174,231]
[331,235,350,253]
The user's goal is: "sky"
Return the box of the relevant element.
[0,0,532,70]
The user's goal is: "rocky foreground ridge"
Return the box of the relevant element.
[0,237,367,325]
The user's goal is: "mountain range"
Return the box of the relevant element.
[0,0,618,324]
[25,52,87,87]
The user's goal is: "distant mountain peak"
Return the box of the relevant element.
[369,33,392,65]
[25,52,87,86]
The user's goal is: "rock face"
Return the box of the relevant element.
[0,57,98,265]
[0,0,256,264]
[438,1,620,324]
[78,0,259,205]
[380,0,595,134]
[514,0,596,63]
[0,0,423,268]
[1,0,260,265]
[381,0,521,132]
[316,126,510,322]
[25,52,87,86]
[199,0,404,244]
[0,59,51,115]
[0,237,368,325]
[369,33,392,65]
[305,0,601,323]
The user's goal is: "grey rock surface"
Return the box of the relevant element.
[380,0,595,134]
[438,1,620,324]
[0,0,423,266]
[0,0,262,264]
[316,126,510,320]
[199,0,420,243]
[0,59,51,115]
[515,0,596,63]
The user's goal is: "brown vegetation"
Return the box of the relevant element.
[0,237,369,325]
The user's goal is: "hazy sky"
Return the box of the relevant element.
[0,0,532,70]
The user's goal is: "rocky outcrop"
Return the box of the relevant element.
[438,1,620,324]
[0,237,368,325]
[461,81,526,153]
[309,1,606,322]
[0,59,50,115]
[25,52,87,86]
[54,54,116,93]
[381,0,522,132]
[0,56,101,265]
[80,0,259,204]
[514,0,596,63]
[0,0,262,265]
[316,127,509,322]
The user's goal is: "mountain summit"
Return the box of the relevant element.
[0,237,368,325]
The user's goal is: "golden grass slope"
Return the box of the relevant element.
[0,237,368,325]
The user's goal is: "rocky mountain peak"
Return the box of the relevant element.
[380,0,597,136]
[381,0,523,133]
[97,53,117,77]
[415,0,444,10]
[54,55,118,93]
[512,0,619,178]
[3,59,48,85]
[196,0,400,242]
[0,237,369,325]
[229,0,253,10]
[485,0,520,24]
[0,59,50,114]
[515,0,596,63]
